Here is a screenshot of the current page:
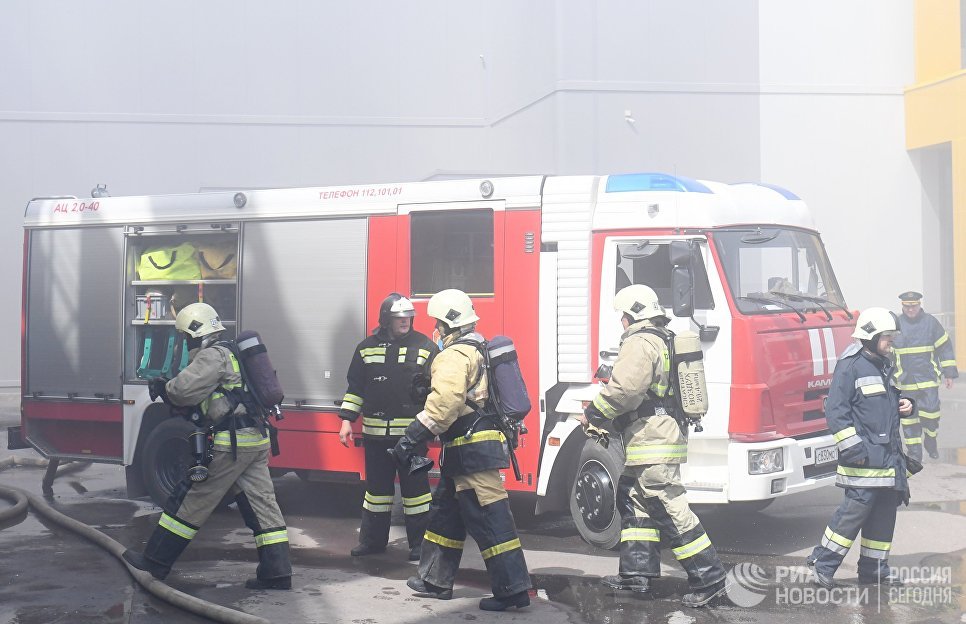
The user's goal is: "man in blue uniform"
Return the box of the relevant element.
[807,307,915,588]
[893,291,957,460]
[339,293,438,561]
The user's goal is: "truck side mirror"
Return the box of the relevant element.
[669,240,694,318]
[668,240,691,266]
[672,266,694,317]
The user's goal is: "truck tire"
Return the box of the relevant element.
[142,418,195,507]
[570,438,623,550]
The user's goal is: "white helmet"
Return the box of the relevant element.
[427,289,479,330]
[379,293,416,327]
[851,307,899,341]
[176,302,226,338]
[614,284,667,322]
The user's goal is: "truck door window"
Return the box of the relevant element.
[616,242,713,309]
[411,209,494,297]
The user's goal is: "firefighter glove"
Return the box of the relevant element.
[410,373,431,405]
[584,423,610,449]
[583,401,609,429]
[387,419,435,475]
[148,377,172,404]
[904,452,924,475]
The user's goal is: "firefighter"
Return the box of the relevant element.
[893,291,958,460]
[122,303,292,590]
[390,288,532,612]
[338,293,438,561]
[578,284,727,608]
[806,307,914,588]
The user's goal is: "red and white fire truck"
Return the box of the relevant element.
[13,173,854,548]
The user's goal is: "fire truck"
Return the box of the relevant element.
[12,173,853,548]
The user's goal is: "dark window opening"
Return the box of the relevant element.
[411,209,494,297]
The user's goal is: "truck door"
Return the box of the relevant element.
[241,219,367,408]
[24,226,124,462]
[596,236,717,371]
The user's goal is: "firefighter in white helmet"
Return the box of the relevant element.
[123,303,292,590]
[579,284,727,607]
[338,293,438,561]
[806,307,916,588]
[390,289,532,611]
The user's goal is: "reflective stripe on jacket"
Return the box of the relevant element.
[894,311,958,390]
[166,345,246,425]
[420,330,506,477]
[591,320,686,465]
[338,328,438,438]
[827,343,902,488]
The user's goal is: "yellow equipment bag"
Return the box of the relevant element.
[197,241,237,279]
[137,242,202,281]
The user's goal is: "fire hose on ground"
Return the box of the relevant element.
[0,458,269,624]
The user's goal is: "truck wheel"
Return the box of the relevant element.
[142,418,195,507]
[570,438,623,550]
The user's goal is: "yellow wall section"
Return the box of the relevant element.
[953,140,966,367]
[906,76,966,149]
[915,0,961,82]
[908,0,966,363]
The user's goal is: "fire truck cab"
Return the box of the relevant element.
[16,173,852,549]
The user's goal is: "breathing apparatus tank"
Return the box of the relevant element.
[235,330,285,410]
[671,331,708,430]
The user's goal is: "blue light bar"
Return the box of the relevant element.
[605,173,712,194]
[737,182,801,200]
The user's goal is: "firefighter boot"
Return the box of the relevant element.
[123,521,192,581]
[122,550,172,581]
[351,543,387,556]
[403,503,430,562]
[479,590,530,611]
[613,506,661,593]
[601,574,650,593]
[407,576,453,600]
[246,576,292,590]
[247,540,292,590]
[806,556,835,589]
[682,579,729,608]
[353,490,392,556]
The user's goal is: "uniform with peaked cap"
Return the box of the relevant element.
[893,290,958,460]
[898,291,923,305]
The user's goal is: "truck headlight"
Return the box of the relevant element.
[748,448,783,475]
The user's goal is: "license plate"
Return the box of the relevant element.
[815,444,838,465]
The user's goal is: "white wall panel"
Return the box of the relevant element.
[0,0,924,386]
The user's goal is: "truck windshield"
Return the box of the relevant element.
[712,228,846,315]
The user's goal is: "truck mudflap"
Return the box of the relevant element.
[7,426,28,450]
